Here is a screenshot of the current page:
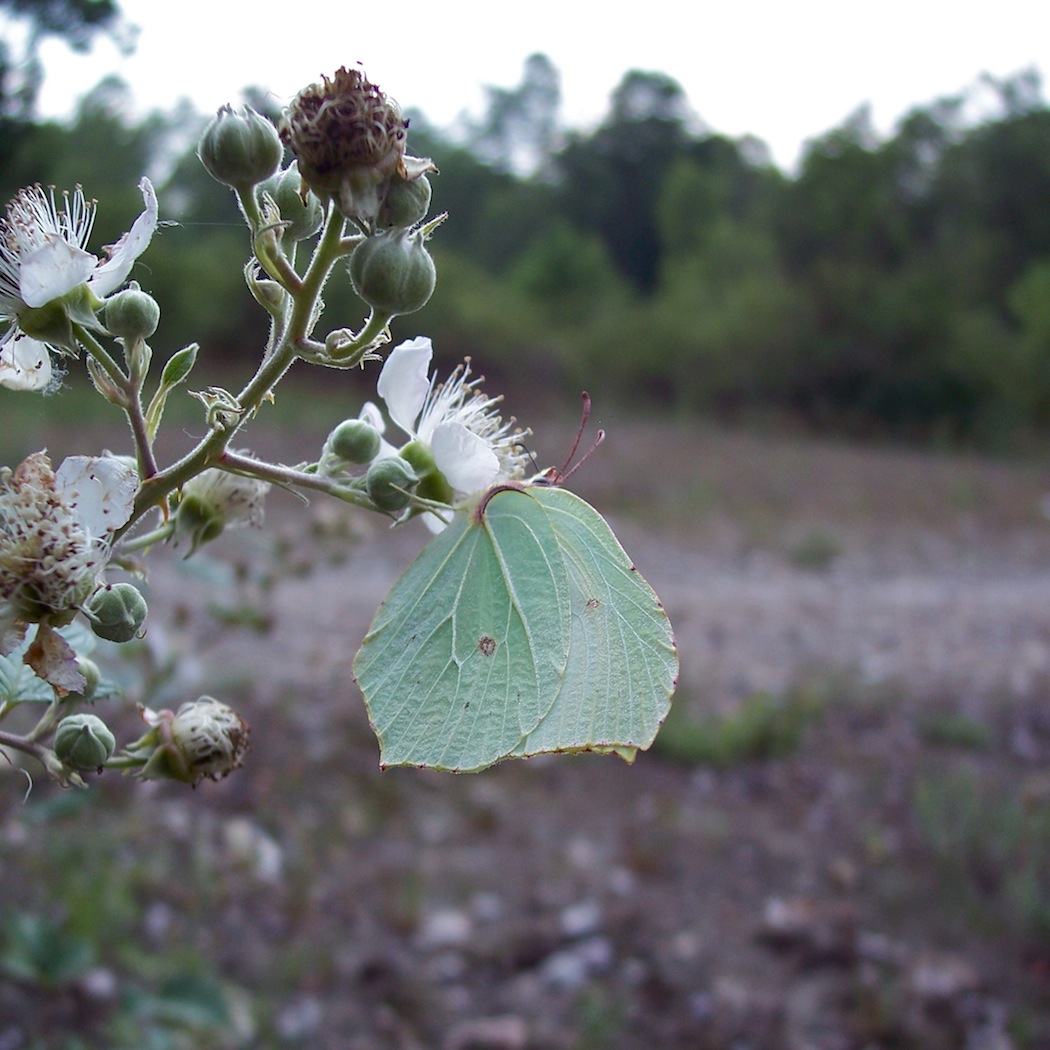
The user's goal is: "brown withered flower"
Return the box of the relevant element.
[279,66,435,227]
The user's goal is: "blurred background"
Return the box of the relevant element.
[4,0,1050,446]
[5,2,1050,1048]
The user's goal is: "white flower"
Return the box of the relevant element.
[175,462,270,553]
[0,451,137,652]
[368,336,529,530]
[0,178,158,391]
[181,466,270,528]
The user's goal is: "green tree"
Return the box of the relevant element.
[469,53,561,176]
[555,70,696,292]
[0,0,130,180]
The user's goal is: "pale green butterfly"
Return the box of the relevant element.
[353,398,678,772]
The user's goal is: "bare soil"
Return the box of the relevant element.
[4,418,1050,1048]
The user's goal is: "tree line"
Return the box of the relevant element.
[3,22,1050,445]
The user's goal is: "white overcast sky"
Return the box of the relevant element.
[32,0,1050,171]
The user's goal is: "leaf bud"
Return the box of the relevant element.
[198,104,283,190]
[349,229,436,316]
[326,419,382,465]
[258,162,324,242]
[54,713,116,771]
[104,282,160,340]
[86,582,148,643]
[366,456,418,512]
[377,174,432,230]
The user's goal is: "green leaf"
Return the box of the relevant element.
[159,343,199,389]
[145,343,199,441]
[354,485,677,771]
[0,623,121,704]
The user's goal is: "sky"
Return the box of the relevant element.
[32,0,1050,172]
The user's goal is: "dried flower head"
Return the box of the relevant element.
[279,66,435,226]
[127,697,250,786]
[0,452,136,653]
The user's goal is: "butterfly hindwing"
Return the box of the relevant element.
[354,487,570,771]
[510,487,676,759]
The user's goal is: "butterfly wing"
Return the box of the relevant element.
[509,487,677,761]
[353,489,571,771]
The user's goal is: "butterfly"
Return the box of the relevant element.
[353,395,678,771]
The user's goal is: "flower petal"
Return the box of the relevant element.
[55,455,138,536]
[377,337,432,436]
[0,331,51,390]
[422,506,452,534]
[359,400,386,435]
[19,236,97,308]
[88,177,158,298]
[432,421,500,496]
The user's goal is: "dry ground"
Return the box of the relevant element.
[3,415,1050,1048]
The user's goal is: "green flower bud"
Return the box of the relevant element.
[377,174,432,229]
[54,713,116,771]
[327,419,382,464]
[400,439,454,505]
[104,283,160,339]
[349,229,436,316]
[258,163,324,242]
[64,656,101,704]
[366,456,418,512]
[199,104,283,190]
[174,491,226,551]
[86,582,148,643]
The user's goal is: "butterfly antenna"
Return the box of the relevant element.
[551,392,605,485]
[558,391,592,477]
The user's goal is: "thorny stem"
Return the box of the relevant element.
[75,323,160,479]
[218,449,376,508]
[113,206,359,542]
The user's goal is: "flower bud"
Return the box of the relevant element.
[54,713,116,771]
[174,491,226,550]
[86,582,148,643]
[400,438,454,506]
[104,283,160,339]
[258,162,324,242]
[366,456,418,512]
[377,174,432,229]
[199,104,283,190]
[349,229,436,316]
[64,656,101,704]
[128,697,249,785]
[326,419,381,465]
